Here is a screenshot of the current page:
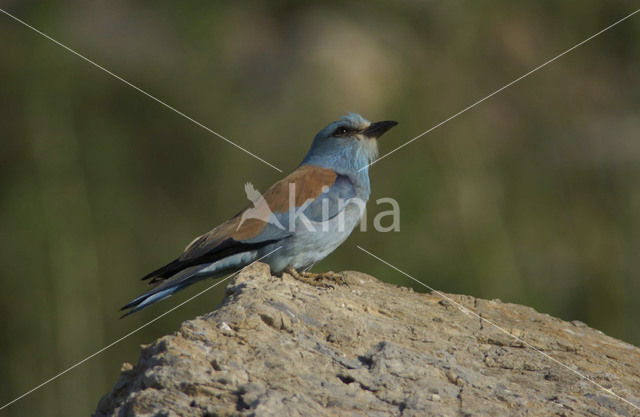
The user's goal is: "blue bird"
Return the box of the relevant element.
[121,113,397,316]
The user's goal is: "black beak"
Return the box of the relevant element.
[362,120,398,138]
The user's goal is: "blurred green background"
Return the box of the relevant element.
[1,1,639,415]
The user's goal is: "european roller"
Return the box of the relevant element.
[121,113,397,316]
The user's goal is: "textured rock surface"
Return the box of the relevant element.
[94,263,640,417]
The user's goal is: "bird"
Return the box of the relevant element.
[120,113,397,317]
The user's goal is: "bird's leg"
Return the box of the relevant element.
[284,266,346,288]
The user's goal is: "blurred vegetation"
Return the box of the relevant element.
[1,1,639,416]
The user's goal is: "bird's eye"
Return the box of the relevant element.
[335,127,349,136]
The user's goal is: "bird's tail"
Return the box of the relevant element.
[120,265,207,317]
[120,250,259,317]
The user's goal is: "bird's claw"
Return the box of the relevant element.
[284,267,347,288]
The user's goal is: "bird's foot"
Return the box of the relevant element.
[284,267,347,288]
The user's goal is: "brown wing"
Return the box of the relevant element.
[141,165,337,284]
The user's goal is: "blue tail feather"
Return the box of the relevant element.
[120,250,259,317]
[120,286,182,318]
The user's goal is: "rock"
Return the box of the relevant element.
[94,263,640,416]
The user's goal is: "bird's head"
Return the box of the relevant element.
[303,113,398,171]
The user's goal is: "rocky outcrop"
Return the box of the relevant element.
[94,263,640,416]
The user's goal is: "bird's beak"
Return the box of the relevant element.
[362,120,398,139]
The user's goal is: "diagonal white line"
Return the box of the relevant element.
[0,8,283,173]
[356,245,640,412]
[0,246,282,412]
[362,8,640,171]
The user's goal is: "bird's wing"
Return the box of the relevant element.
[140,164,343,284]
[140,212,286,284]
